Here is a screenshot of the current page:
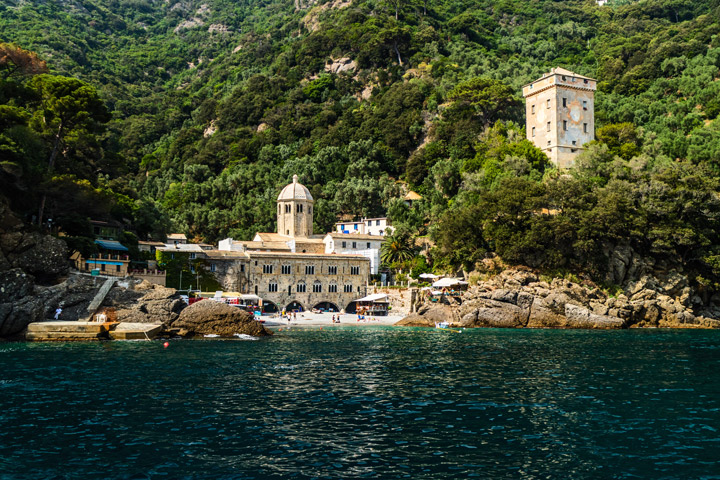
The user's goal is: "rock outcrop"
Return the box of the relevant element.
[103,281,185,326]
[400,268,720,330]
[172,300,271,337]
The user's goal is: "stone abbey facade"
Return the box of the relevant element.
[207,176,371,313]
[523,67,596,168]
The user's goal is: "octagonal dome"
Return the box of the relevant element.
[278,175,313,202]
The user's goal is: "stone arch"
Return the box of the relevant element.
[345,300,357,314]
[262,300,279,313]
[285,301,305,312]
[313,301,340,312]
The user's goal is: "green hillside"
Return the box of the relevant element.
[2,0,720,286]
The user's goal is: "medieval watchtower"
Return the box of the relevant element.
[522,67,597,168]
[277,175,314,237]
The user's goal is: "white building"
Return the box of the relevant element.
[334,217,393,236]
[324,233,383,274]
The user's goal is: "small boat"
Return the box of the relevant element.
[435,321,450,329]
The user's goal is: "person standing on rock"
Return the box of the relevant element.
[54,307,62,320]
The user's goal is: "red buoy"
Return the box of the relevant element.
[163,342,169,348]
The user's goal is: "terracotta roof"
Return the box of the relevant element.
[404,191,422,201]
[246,251,370,261]
[166,233,187,240]
[204,250,249,259]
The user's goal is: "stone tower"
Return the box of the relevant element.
[522,67,597,169]
[277,175,314,238]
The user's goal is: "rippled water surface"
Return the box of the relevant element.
[1,327,719,479]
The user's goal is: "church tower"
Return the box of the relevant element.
[522,67,596,169]
[277,175,314,238]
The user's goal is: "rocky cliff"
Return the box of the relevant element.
[398,268,720,329]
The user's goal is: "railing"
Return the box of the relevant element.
[128,269,166,276]
[89,253,130,261]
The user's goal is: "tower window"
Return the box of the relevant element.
[547,122,551,131]
[532,126,535,137]
[563,120,567,131]
[547,140,551,146]
[269,282,278,292]
[547,99,550,108]
[282,264,291,274]
[350,266,360,275]
[305,265,315,275]
[263,264,273,274]
[367,242,371,249]
[562,98,566,108]
[297,282,306,293]
[352,242,357,249]
[313,281,322,293]
[584,123,588,133]
[572,140,576,145]
[328,266,337,275]
[344,284,353,293]
[583,100,587,111]
[329,283,337,293]
[531,104,535,114]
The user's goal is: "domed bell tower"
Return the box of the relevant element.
[277,175,314,238]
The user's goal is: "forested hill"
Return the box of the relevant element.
[2,0,720,286]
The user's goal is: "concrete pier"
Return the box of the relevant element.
[25,321,110,341]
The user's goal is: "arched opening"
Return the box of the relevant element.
[262,300,279,314]
[313,301,340,313]
[285,301,305,312]
[345,301,357,314]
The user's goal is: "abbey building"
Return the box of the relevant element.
[205,175,373,313]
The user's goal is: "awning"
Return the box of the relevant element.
[432,277,468,288]
[95,240,128,251]
[419,273,440,279]
[355,293,390,303]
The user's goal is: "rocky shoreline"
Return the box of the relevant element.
[399,269,720,329]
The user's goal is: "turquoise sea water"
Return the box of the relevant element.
[0,327,719,479]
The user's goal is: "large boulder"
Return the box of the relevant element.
[0,231,68,281]
[172,300,271,337]
[105,283,185,326]
[395,314,435,327]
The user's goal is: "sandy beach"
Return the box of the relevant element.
[261,311,405,327]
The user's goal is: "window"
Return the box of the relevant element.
[354,224,358,230]
[288,286,292,295]
[282,265,291,274]
[210,263,216,272]
[368,221,372,226]
[297,282,306,293]
[531,104,535,114]
[376,220,381,226]
[269,282,278,292]
[583,100,587,111]
[344,284,353,293]
[532,126,535,137]
[352,242,357,249]
[562,98,566,108]
[584,79,588,84]
[285,204,291,213]
[562,75,566,81]
[342,241,347,248]
[547,99,550,108]
[313,281,322,293]
[116,264,121,272]
[240,264,245,272]
[309,206,312,214]
[255,286,258,295]
[171,253,175,260]
[563,120,567,131]
[305,265,315,275]
[379,230,383,235]
[329,283,338,293]
[263,264,273,274]
[367,242,371,249]
[350,266,359,275]
[572,140,576,146]
[101,264,105,271]
[547,140,551,146]
[583,123,588,133]
[190,266,195,273]
[547,122,551,131]
[328,266,337,275]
